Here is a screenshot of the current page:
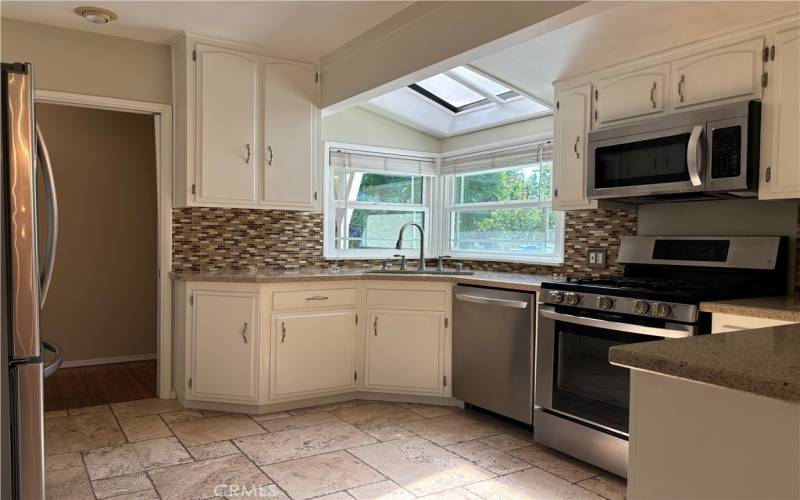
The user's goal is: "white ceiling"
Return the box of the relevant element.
[0,1,412,60]
[471,1,800,105]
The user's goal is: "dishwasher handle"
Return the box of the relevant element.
[455,293,528,309]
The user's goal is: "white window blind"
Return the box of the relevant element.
[329,149,437,176]
[439,139,553,175]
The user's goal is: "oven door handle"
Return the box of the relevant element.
[686,124,705,187]
[539,309,694,338]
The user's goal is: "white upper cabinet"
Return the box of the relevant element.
[552,84,597,211]
[670,37,764,111]
[594,63,669,128]
[262,57,318,209]
[760,25,800,200]
[174,35,320,210]
[190,288,259,403]
[195,45,259,205]
[270,310,356,400]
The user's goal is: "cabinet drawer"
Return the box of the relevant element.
[272,288,357,310]
[366,288,447,310]
[711,312,794,333]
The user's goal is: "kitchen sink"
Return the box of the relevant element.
[364,269,475,276]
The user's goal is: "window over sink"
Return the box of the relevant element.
[324,139,564,264]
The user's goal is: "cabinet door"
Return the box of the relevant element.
[271,310,356,399]
[760,26,800,200]
[595,64,669,127]
[191,290,259,403]
[365,310,444,394]
[195,44,259,205]
[262,57,318,209]
[671,37,764,111]
[711,313,794,333]
[553,84,597,211]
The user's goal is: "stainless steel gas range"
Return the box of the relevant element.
[534,236,789,478]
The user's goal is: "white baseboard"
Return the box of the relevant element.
[60,353,157,368]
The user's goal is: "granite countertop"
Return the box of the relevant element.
[170,268,552,292]
[700,295,800,323]
[610,323,800,404]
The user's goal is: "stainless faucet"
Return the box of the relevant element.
[395,222,425,271]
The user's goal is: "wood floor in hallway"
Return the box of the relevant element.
[44,360,157,411]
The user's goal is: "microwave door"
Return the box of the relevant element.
[588,124,707,199]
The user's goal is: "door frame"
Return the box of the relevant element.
[34,90,174,399]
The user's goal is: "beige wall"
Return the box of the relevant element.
[322,107,440,153]
[1,18,172,104]
[323,107,553,154]
[440,115,553,152]
[37,104,158,363]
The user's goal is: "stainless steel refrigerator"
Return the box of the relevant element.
[1,62,61,499]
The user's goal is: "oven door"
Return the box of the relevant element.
[588,123,706,199]
[535,306,694,437]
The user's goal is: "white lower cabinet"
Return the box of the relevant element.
[270,309,357,399]
[175,280,452,409]
[710,312,795,333]
[364,309,445,395]
[189,288,260,403]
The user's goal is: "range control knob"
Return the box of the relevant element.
[653,302,672,318]
[597,296,614,309]
[564,293,581,306]
[549,291,564,304]
[634,301,650,315]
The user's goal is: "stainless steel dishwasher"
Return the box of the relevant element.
[452,285,534,424]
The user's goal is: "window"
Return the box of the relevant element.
[326,147,435,259]
[366,65,551,137]
[441,140,563,263]
[325,140,563,264]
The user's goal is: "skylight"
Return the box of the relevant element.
[365,65,552,137]
[450,66,510,96]
[415,73,486,109]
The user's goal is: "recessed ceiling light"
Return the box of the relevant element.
[74,6,118,24]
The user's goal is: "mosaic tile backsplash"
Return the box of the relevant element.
[172,207,638,278]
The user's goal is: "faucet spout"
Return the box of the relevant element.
[395,222,425,271]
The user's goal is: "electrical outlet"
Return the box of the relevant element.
[587,249,608,269]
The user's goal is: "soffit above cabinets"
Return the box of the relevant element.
[0,1,412,60]
[471,1,799,105]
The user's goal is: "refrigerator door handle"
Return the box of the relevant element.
[41,341,62,378]
[36,124,58,308]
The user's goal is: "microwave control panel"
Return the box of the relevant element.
[710,125,741,179]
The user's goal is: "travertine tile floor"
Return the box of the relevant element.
[44,398,626,499]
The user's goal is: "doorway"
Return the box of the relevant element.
[36,103,160,409]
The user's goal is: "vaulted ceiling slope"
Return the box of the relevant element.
[0,1,412,60]
[471,1,799,105]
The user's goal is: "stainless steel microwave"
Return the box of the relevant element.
[587,101,760,203]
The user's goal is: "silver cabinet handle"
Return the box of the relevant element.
[281,322,286,343]
[678,74,685,102]
[267,145,274,166]
[650,82,657,109]
[573,136,580,159]
[36,124,58,308]
[245,143,251,164]
[686,125,705,187]
[373,316,378,336]
[455,293,528,309]
[241,322,248,344]
[305,295,328,301]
